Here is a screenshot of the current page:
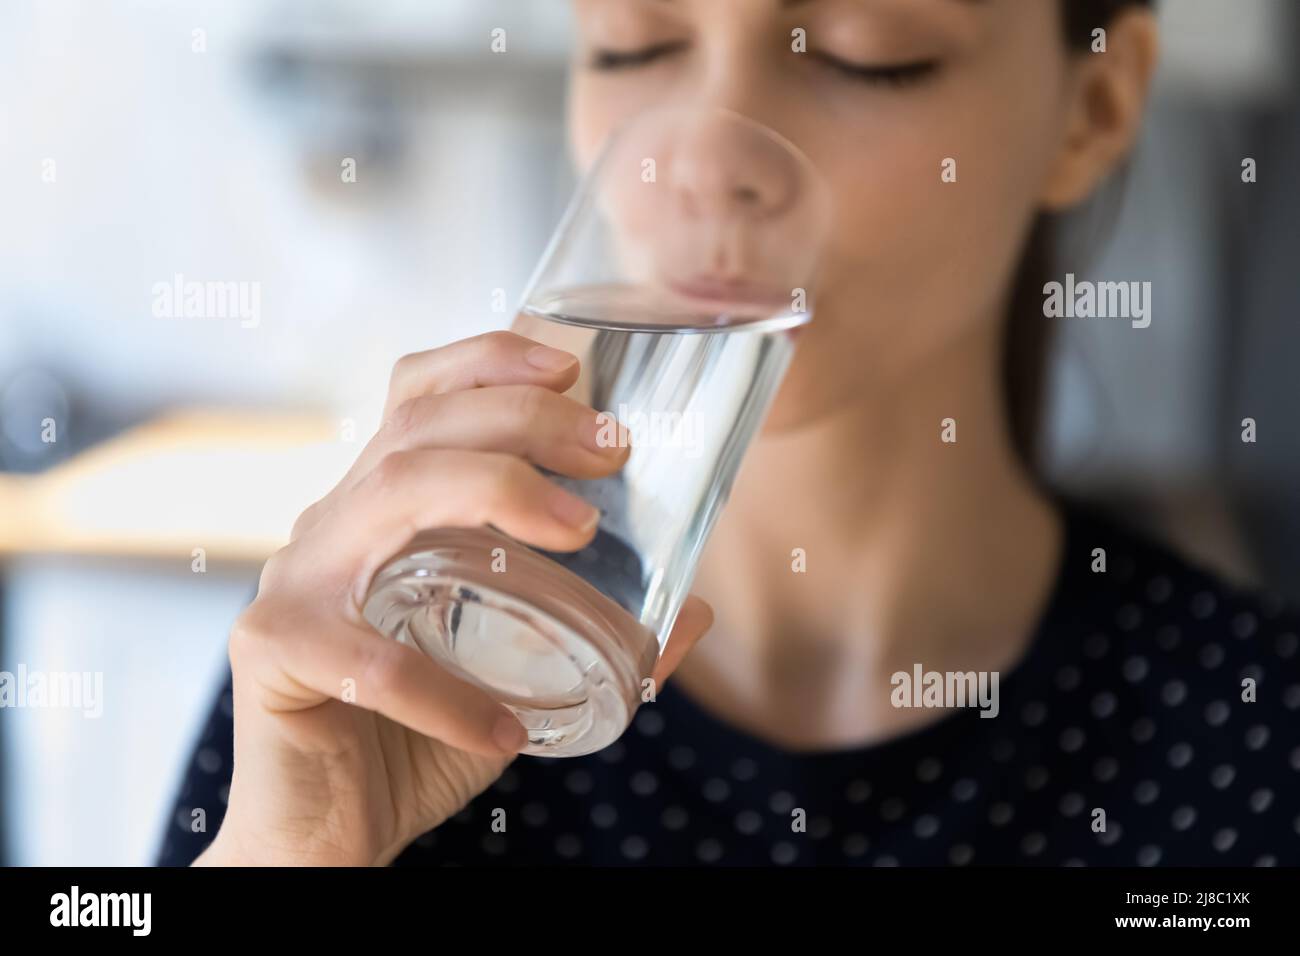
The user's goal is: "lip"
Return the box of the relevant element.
[664,275,788,308]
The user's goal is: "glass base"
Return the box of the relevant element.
[362,528,657,758]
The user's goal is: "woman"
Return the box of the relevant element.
[160,0,1299,866]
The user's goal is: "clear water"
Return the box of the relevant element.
[516,283,810,647]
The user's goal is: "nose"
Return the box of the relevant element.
[666,112,798,222]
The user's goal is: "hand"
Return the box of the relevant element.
[197,332,713,866]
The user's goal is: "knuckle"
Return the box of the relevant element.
[511,384,550,424]
[384,395,425,439]
[228,603,275,665]
[366,450,415,495]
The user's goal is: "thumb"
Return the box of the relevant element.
[649,595,714,688]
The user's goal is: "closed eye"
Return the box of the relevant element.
[589,41,688,71]
[814,53,940,88]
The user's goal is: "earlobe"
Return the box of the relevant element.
[1037,10,1160,212]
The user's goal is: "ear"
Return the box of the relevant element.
[1039,9,1160,211]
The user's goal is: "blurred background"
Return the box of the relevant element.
[0,0,1296,865]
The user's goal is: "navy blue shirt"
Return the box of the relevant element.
[158,503,1300,866]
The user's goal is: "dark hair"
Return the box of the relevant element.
[1004,0,1154,470]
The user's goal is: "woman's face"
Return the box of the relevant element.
[567,0,1105,428]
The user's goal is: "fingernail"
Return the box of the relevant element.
[493,713,527,753]
[549,490,601,532]
[525,345,577,372]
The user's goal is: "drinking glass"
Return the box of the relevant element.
[363,106,831,756]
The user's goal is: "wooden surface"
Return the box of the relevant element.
[0,409,352,562]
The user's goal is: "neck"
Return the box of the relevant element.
[678,320,1064,749]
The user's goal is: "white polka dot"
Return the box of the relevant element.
[522,802,548,827]
[809,816,832,840]
[1171,805,1196,831]
[729,758,758,782]
[735,810,763,835]
[1122,656,1149,683]
[1210,764,1236,789]
[695,839,724,863]
[591,803,618,828]
[1137,845,1162,866]
[1276,633,1298,659]
[630,770,659,796]
[1146,576,1172,603]
[1116,604,1142,631]
[1026,766,1050,791]
[1190,591,1216,619]
[841,834,868,858]
[1249,788,1273,813]
[1097,821,1122,846]
[218,692,234,718]
[635,709,665,737]
[1212,828,1237,852]
[1204,700,1230,727]
[1059,727,1086,753]
[914,815,940,839]
[1168,742,1194,769]
[217,785,229,806]
[916,758,943,783]
[1290,747,1300,771]
[952,778,978,802]
[1256,855,1277,867]
[555,834,583,858]
[565,770,594,795]
[989,802,1014,826]
[1231,612,1257,639]
[1134,780,1159,805]
[949,844,974,866]
[1130,718,1156,743]
[1059,792,1085,817]
[1199,643,1225,669]
[992,737,1016,762]
[1091,692,1117,719]
[873,855,899,867]
[1020,832,1046,857]
[1063,858,1086,867]
[703,778,730,802]
[481,834,506,855]
[414,831,437,849]
[1245,725,1269,750]
[621,836,649,861]
[1161,680,1187,707]
[196,748,222,774]
[880,798,905,822]
[1021,702,1048,727]
[661,806,689,831]
[1285,685,1300,710]
[1094,757,1119,782]
[845,779,871,803]
[668,746,696,770]
[769,790,795,814]
[771,842,798,865]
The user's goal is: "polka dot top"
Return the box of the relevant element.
[158,501,1300,866]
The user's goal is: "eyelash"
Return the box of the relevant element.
[588,42,687,71]
[814,54,940,88]
[588,43,939,90]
